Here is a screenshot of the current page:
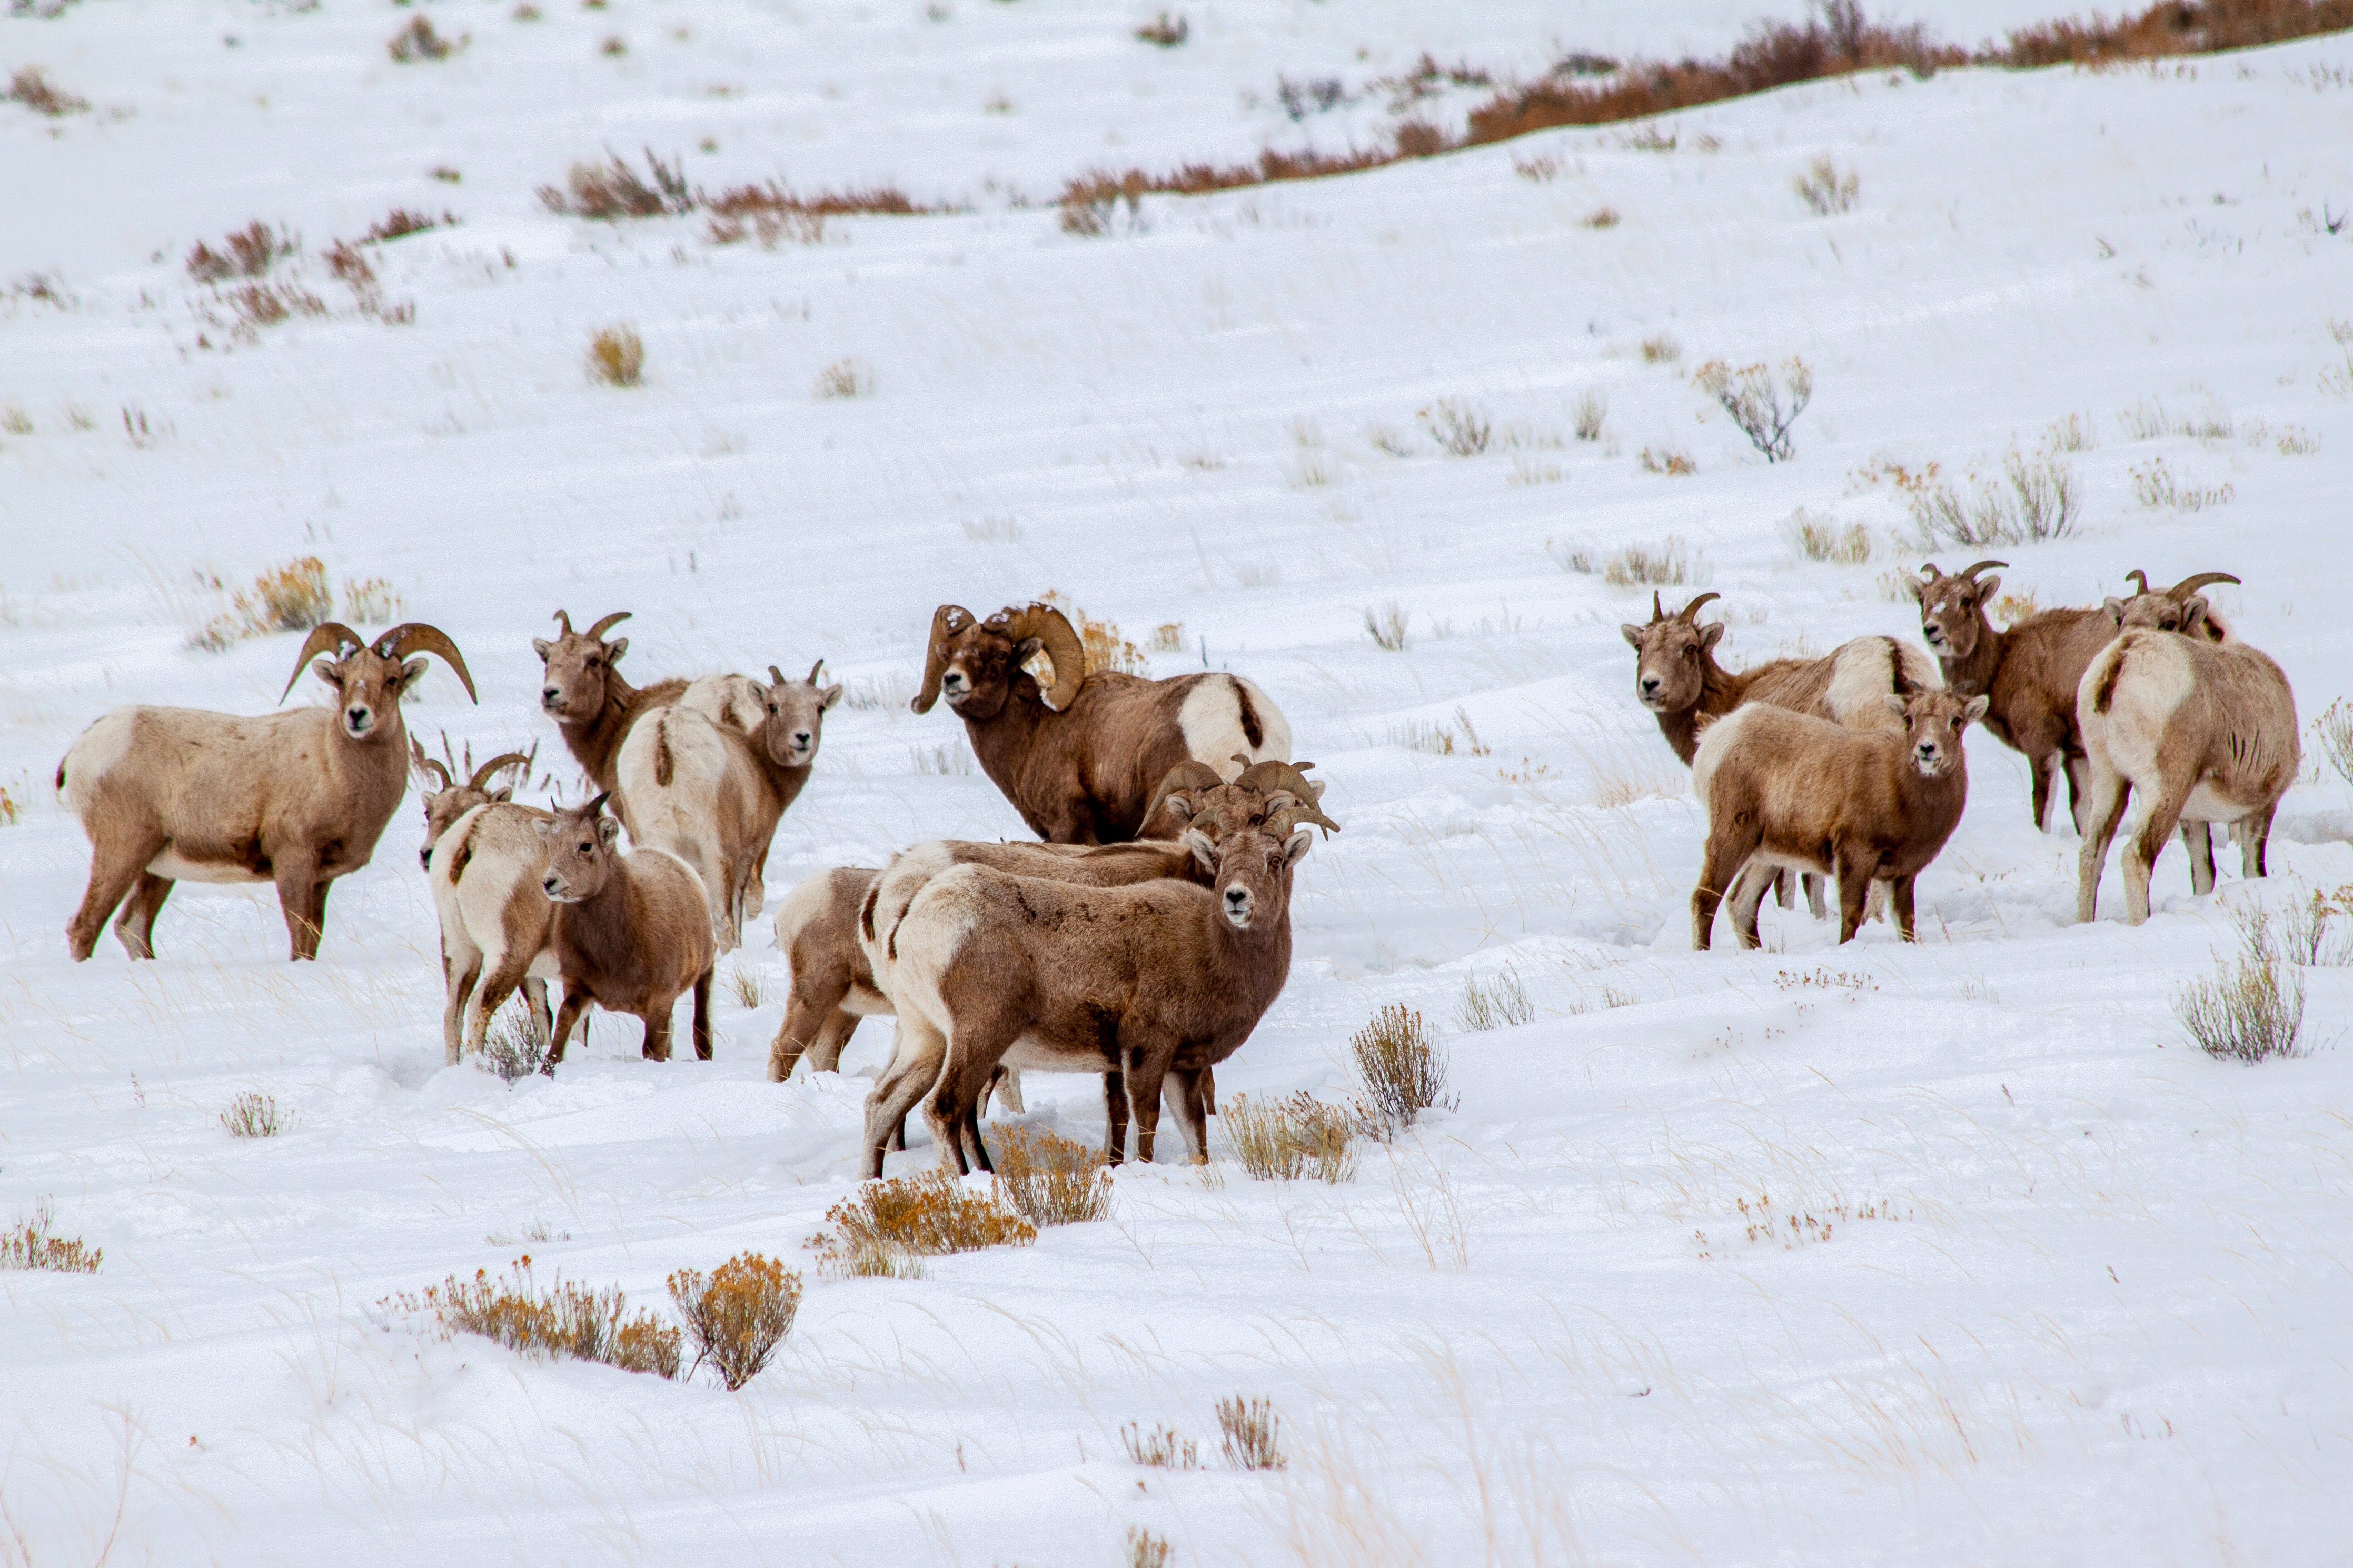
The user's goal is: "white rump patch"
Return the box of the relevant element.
[1178,676,1293,775]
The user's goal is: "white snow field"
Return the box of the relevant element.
[5,1,2353,1562]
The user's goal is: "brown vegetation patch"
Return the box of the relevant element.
[993,1127,1114,1225]
[808,1171,1035,1277]
[186,221,294,284]
[383,1254,682,1378]
[2,1202,100,1274]
[667,1252,802,1389]
[389,15,464,62]
[6,64,88,115]
[539,149,693,219]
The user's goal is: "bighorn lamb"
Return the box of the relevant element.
[537,794,717,1069]
[1909,562,2239,833]
[60,622,475,961]
[861,815,1313,1179]
[1691,688,1989,949]
[617,662,842,949]
[1624,591,1939,916]
[2074,629,2298,926]
[911,601,1293,842]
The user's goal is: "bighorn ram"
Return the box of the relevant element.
[911,602,1293,842]
[616,662,842,948]
[533,610,687,798]
[59,622,476,961]
[1691,688,1989,949]
[1909,562,2239,833]
[863,810,1312,1178]
[2074,629,2298,925]
[1623,591,1939,917]
[536,794,717,1069]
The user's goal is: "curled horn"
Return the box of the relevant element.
[2123,568,2152,596]
[1002,602,1086,712]
[1958,559,2008,582]
[279,621,365,703]
[1140,760,1227,834]
[911,604,975,714]
[410,735,452,791]
[1676,592,1721,623]
[467,750,532,792]
[2165,571,2240,601]
[1229,757,1342,835]
[372,623,480,703]
[584,611,632,643]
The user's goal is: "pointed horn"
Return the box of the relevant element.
[2123,568,2151,596]
[1004,603,1085,712]
[2165,571,2239,601]
[583,611,632,642]
[374,623,479,703]
[912,604,973,714]
[583,790,613,818]
[1651,590,1664,621]
[768,665,787,690]
[468,751,532,792]
[807,659,826,686]
[279,622,364,704]
[1677,592,1721,623]
[410,736,452,791]
[1958,559,2008,581]
[552,608,575,635]
[1140,760,1227,834]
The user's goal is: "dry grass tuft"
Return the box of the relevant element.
[993,1127,1114,1224]
[1419,397,1492,456]
[388,15,464,62]
[1456,964,1535,1031]
[1793,154,1860,214]
[1351,1003,1452,1127]
[384,1255,682,1378]
[845,670,916,711]
[724,961,764,1010]
[1364,602,1411,652]
[1602,535,1702,585]
[1639,333,1682,364]
[703,182,928,245]
[2312,698,2353,789]
[1134,11,1188,46]
[1216,1395,1285,1469]
[1782,507,1873,563]
[1995,0,2353,68]
[479,998,549,1082]
[1150,621,1185,653]
[1123,1422,1198,1468]
[343,577,402,623]
[1224,1093,1357,1182]
[667,1252,802,1390]
[2043,411,2099,452]
[813,356,875,400]
[2,1201,100,1274]
[2279,886,2353,967]
[1571,388,1608,441]
[1580,205,1622,229]
[808,1171,1035,1276]
[587,324,645,387]
[366,207,452,243]
[1127,1528,1173,1568]
[2175,905,2305,1063]
[1899,448,2081,545]
[2128,456,2234,512]
[188,556,333,650]
[0,785,21,826]
[539,149,693,219]
[1694,356,1812,462]
[186,221,295,284]
[6,65,88,115]
[220,1091,288,1138]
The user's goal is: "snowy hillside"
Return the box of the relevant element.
[4,1,2353,1563]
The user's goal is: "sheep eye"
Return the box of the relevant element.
[579,841,593,853]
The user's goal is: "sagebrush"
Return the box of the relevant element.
[384,1255,682,1377]
[1217,1395,1285,1469]
[808,1171,1034,1276]
[667,1252,802,1390]
[2174,906,2306,1063]
[993,1127,1114,1224]
[1,1201,100,1273]
[1224,1092,1356,1182]
[1351,1004,1453,1127]
[587,324,645,387]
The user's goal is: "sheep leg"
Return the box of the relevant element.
[465,950,542,1061]
[112,873,175,960]
[1802,873,1828,921]
[690,966,714,1061]
[2028,752,2058,834]
[1889,875,1918,943]
[1200,1064,1217,1118]
[1728,863,1775,950]
[1773,867,1796,910]
[273,857,327,960]
[862,1019,946,1178]
[2180,821,2217,896]
[770,965,854,1081]
[924,1046,1005,1177]
[444,951,485,1065]
[68,833,165,962]
[1692,831,1758,951]
[2241,803,2277,878]
[2123,782,2195,927]
[2074,765,2130,923]
[1165,1067,1211,1165]
[2064,754,2093,837]
[521,979,552,1047]
[991,1067,1026,1114]
[546,988,592,1072]
[1125,1051,1173,1165]
[1102,1067,1131,1166]
[641,994,676,1062]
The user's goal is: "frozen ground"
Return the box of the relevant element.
[4,2,2353,1563]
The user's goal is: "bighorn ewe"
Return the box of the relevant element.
[2106,569,2240,642]
[1623,591,1939,917]
[535,794,717,1069]
[860,811,1314,1179]
[429,798,559,1065]
[59,622,476,961]
[1690,688,1989,949]
[911,602,1293,842]
[2074,629,2298,925]
[616,662,842,949]
[532,610,687,796]
[1909,562,2237,833]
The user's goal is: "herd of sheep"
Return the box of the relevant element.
[49,564,2301,1171]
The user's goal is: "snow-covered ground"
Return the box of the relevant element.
[5,2,2353,1562]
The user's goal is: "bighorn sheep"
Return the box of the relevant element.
[2074,629,2298,925]
[1623,591,1939,917]
[616,662,842,949]
[59,622,476,961]
[2106,569,2239,642]
[411,736,535,871]
[536,794,717,1069]
[532,610,687,796]
[1691,688,1989,949]
[429,798,559,1065]
[911,602,1293,842]
[1909,562,2238,833]
[861,811,1314,1179]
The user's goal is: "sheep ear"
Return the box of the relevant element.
[819,684,844,711]
[398,657,430,694]
[492,786,515,803]
[1183,828,1218,873]
[597,815,622,847]
[1973,574,2000,601]
[532,638,554,661]
[1697,622,1726,650]
[2102,596,2126,625]
[1961,695,1990,725]
[1905,575,1927,603]
[532,818,553,840]
[1880,693,1908,718]
[1282,828,1314,869]
[1619,623,1644,648]
[312,660,340,688]
[604,637,628,663]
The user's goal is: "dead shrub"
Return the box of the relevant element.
[2279,886,2353,967]
[228,280,327,330]
[1906,448,2082,545]
[1351,1003,1452,1128]
[342,577,402,623]
[1127,1529,1173,1568]
[220,1091,289,1138]
[1640,332,1681,364]
[539,149,693,219]
[1694,356,1812,462]
[1122,1422,1198,1467]
[1571,389,1607,441]
[723,960,764,1010]
[587,324,645,387]
[2175,905,2305,1063]
[1223,1092,1356,1183]
[1580,205,1622,229]
[667,1252,802,1390]
[1,1201,101,1274]
[1134,11,1188,46]
[808,1171,1035,1277]
[5,64,88,115]
[812,356,875,400]
[1456,965,1534,1032]
[2128,456,2234,512]
[1793,154,1860,214]
[994,1127,1115,1225]
[1419,397,1492,456]
[188,556,334,650]
[383,1255,682,1378]
[389,15,464,62]
[703,181,924,244]
[2312,698,2353,789]
[1038,591,1148,675]
[1216,1395,1285,1470]
[1995,0,2353,67]
[186,221,294,283]
[476,996,549,1081]
[1782,507,1872,563]
[367,207,453,242]
[1601,535,1702,585]
[1150,621,1185,653]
